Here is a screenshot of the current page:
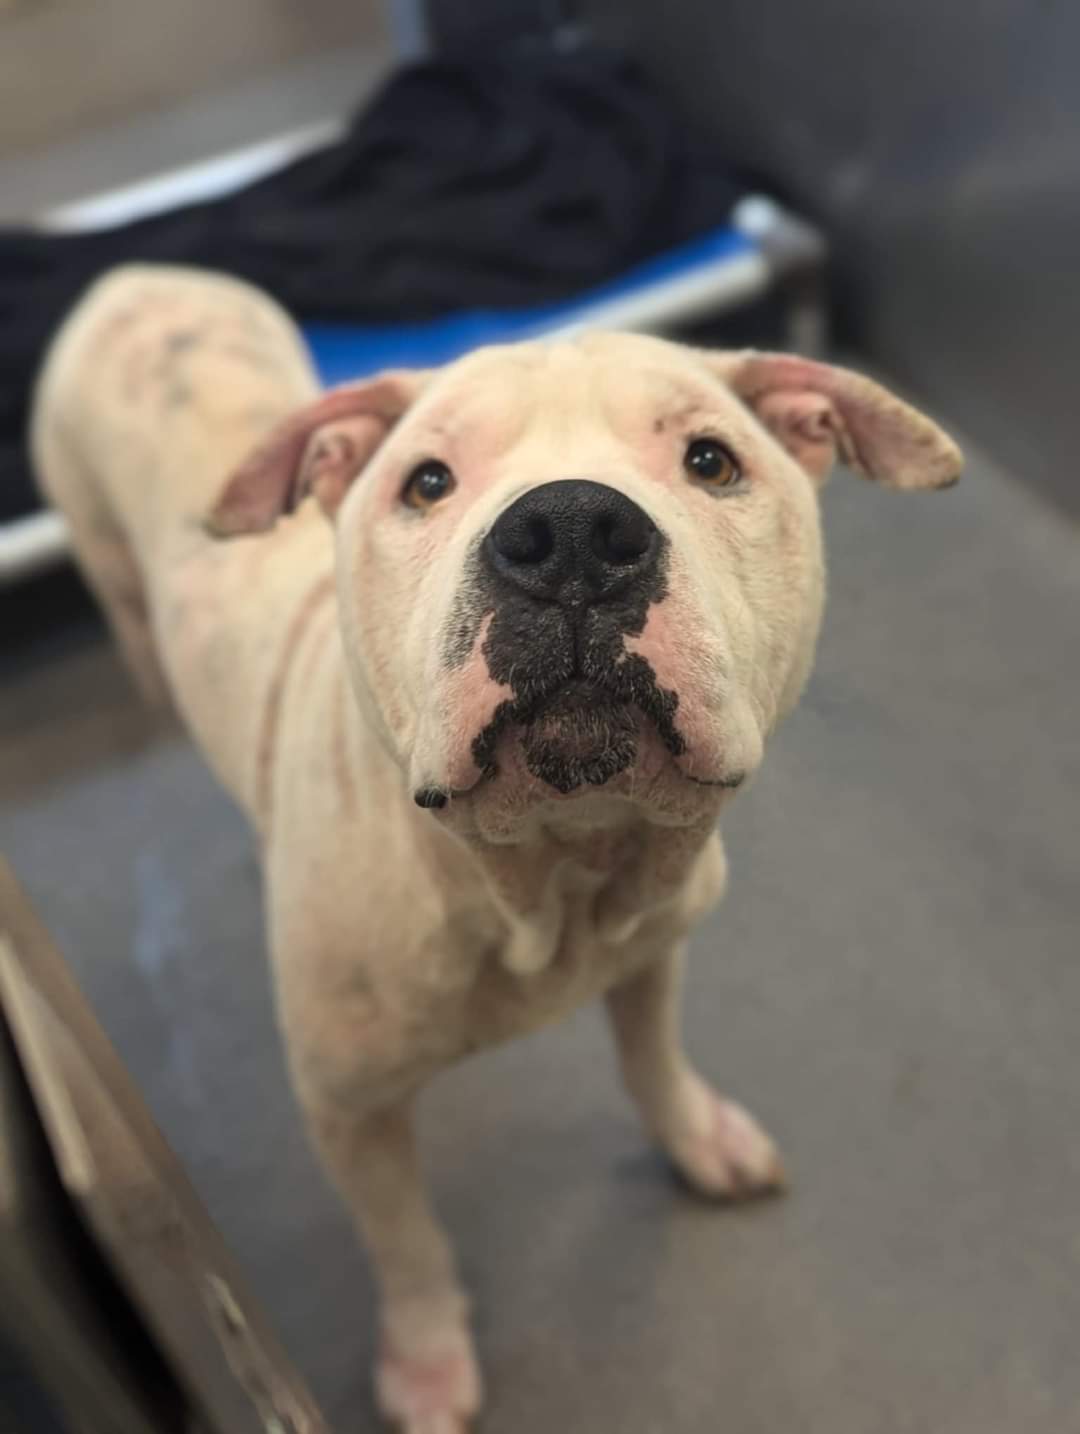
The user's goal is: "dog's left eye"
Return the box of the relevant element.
[402,459,457,510]
[683,437,741,487]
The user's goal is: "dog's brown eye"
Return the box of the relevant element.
[683,437,740,486]
[402,459,456,510]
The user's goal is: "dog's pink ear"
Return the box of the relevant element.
[705,351,962,489]
[206,369,433,536]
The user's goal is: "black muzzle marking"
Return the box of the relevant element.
[443,481,687,796]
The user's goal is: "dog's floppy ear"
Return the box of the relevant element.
[703,351,962,490]
[206,369,433,536]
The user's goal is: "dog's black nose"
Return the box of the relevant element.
[485,480,659,605]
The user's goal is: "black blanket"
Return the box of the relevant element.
[0,48,744,523]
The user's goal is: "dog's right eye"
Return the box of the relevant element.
[402,459,457,511]
[683,437,741,487]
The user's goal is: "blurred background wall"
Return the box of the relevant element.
[3,0,1077,518]
[0,0,387,155]
[0,0,391,218]
[583,0,1080,519]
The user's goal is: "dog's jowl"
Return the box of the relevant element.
[33,264,961,1433]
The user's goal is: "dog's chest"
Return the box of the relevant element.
[464,883,670,1047]
[381,826,724,1067]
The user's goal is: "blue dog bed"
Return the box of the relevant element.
[1,205,822,586]
[301,222,768,385]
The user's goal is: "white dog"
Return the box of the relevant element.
[32,266,961,1432]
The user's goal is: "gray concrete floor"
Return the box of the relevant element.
[2,420,1079,1432]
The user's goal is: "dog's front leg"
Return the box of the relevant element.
[606,947,787,1200]
[307,1096,481,1433]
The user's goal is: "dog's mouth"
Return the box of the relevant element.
[418,553,745,811]
[471,660,687,797]
[513,681,641,794]
[412,658,746,812]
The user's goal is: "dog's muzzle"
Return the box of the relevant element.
[482,479,660,608]
[415,481,684,809]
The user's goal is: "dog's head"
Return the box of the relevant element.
[210,334,961,840]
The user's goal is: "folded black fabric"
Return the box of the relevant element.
[0,48,745,524]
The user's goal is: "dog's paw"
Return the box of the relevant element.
[389,1417,471,1434]
[666,1081,787,1202]
[376,1320,482,1433]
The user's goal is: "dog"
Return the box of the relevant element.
[32,265,961,1432]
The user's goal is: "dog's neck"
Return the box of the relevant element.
[439,803,718,976]
[340,665,719,976]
